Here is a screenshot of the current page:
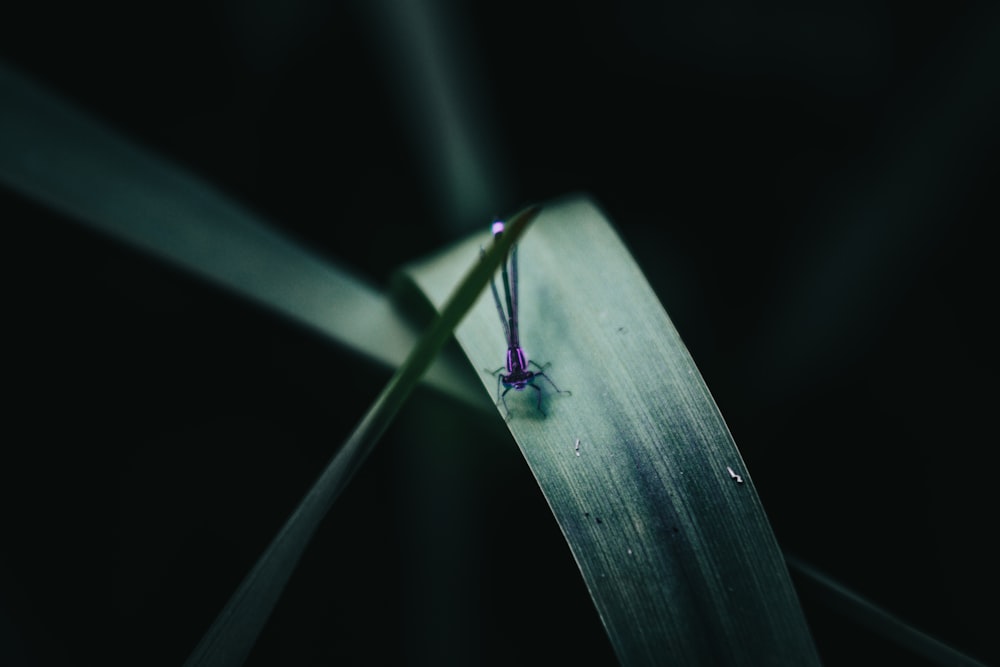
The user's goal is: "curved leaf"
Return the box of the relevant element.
[404,195,820,665]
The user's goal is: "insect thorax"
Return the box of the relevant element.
[502,370,536,390]
[506,347,529,374]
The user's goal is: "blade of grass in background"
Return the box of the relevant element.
[404,195,820,665]
[0,61,479,405]
[785,555,989,667]
[351,0,512,231]
[183,206,539,667]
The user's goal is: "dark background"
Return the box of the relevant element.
[1,1,997,665]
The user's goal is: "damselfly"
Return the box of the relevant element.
[485,220,567,417]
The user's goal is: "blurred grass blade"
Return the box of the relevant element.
[786,555,989,667]
[404,195,820,665]
[0,61,477,402]
[353,0,511,230]
[184,206,539,667]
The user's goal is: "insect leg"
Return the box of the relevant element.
[500,386,513,420]
[535,370,571,396]
[529,383,546,415]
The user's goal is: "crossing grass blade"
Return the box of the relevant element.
[182,205,539,667]
[403,195,821,665]
[0,61,478,404]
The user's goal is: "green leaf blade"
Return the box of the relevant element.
[182,205,540,667]
[406,195,820,665]
[0,61,476,402]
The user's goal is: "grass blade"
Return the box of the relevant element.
[786,555,989,667]
[0,61,477,403]
[183,205,540,667]
[404,195,820,665]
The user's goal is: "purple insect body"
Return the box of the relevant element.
[486,221,566,416]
